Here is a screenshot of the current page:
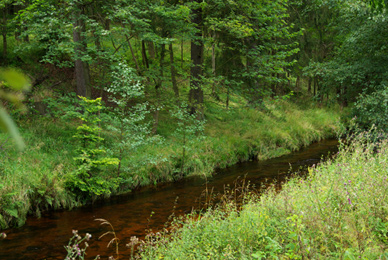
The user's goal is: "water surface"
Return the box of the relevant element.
[0,139,338,259]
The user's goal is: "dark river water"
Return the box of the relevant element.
[0,139,339,259]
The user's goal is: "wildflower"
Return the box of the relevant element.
[0,232,6,239]
[348,198,352,205]
[86,233,92,240]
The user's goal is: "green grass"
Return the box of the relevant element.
[0,98,343,229]
[138,131,388,259]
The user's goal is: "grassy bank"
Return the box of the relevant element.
[138,132,388,259]
[0,98,342,229]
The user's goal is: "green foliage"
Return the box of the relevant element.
[170,102,205,179]
[0,189,28,229]
[105,63,152,177]
[139,131,388,259]
[204,0,300,102]
[43,92,81,119]
[66,96,119,201]
[352,87,388,131]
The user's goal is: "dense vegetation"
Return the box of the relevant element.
[138,131,388,259]
[0,1,388,257]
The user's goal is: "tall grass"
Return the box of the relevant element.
[138,131,388,259]
[0,99,342,229]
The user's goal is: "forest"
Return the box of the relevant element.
[1,0,388,259]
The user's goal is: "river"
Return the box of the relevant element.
[0,139,339,259]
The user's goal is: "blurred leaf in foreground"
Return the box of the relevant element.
[0,68,31,150]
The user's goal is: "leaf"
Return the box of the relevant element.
[4,208,18,218]
[0,107,25,150]
[0,68,30,91]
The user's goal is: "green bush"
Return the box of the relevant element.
[353,87,388,131]
[65,97,119,201]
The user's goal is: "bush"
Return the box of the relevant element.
[353,87,388,131]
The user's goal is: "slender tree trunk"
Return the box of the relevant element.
[2,6,7,64]
[189,1,204,118]
[337,85,341,105]
[23,26,29,42]
[226,84,230,110]
[169,43,179,98]
[181,39,184,69]
[147,41,155,60]
[316,77,321,102]
[152,87,160,135]
[342,85,348,107]
[160,44,165,81]
[142,40,149,69]
[180,131,186,178]
[295,76,300,91]
[211,38,217,97]
[152,44,166,134]
[124,33,141,73]
[117,125,124,176]
[307,77,312,94]
[313,77,316,96]
[73,6,91,97]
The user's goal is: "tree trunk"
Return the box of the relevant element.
[342,85,348,107]
[226,84,230,110]
[169,43,179,98]
[124,33,141,73]
[189,1,204,118]
[2,6,7,64]
[147,41,156,60]
[152,87,160,135]
[73,6,91,97]
[211,37,217,98]
[152,44,166,134]
[181,39,184,69]
[295,76,300,91]
[313,77,316,96]
[142,40,149,69]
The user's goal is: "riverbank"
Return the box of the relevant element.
[138,132,388,259]
[0,98,343,229]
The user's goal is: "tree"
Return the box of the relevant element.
[105,63,150,176]
[202,0,300,105]
[189,0,204,116]
[72,0,91,98]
